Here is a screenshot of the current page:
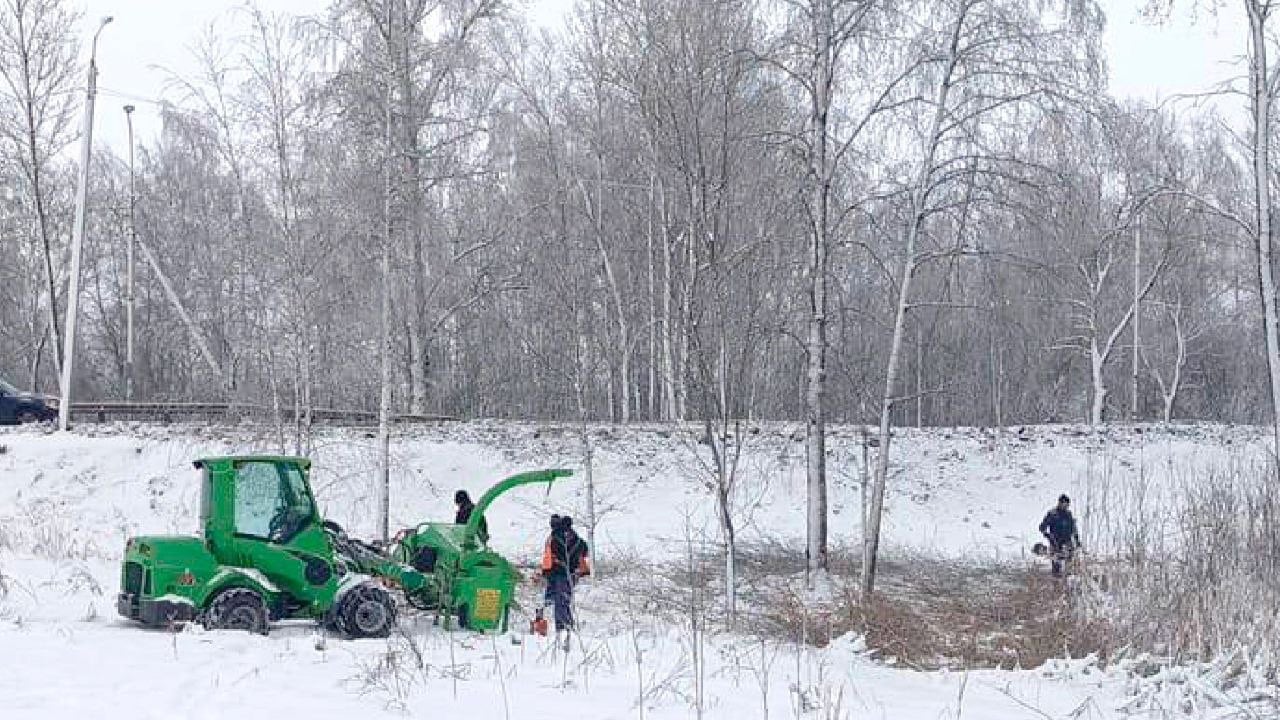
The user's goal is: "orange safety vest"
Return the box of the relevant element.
[541,538,555,572]
[541,534,591,577]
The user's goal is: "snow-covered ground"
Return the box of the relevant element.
[0,421,1268,719]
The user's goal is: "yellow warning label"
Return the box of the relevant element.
[474,588,501,622]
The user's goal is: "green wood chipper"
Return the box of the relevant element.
[116,455,570,637]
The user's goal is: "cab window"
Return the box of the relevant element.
[233,461,314,543]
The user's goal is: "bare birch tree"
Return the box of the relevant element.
[1143,0,1280,458]
[765,0,894,584]
[242,4,320,452]
[863,0,1103,597]
[0,0,80,390]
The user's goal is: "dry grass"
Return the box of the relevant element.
[1078,458,1280,687]
[611,539,1112,670]
[747,551,1111,670]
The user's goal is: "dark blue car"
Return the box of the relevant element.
[0,377,57,424]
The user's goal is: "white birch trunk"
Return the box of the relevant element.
[375,87,395,544]
[648,173,658,421]
[292,352,303,455]
[31,143,63,387]
[1246,1,1280,462]
[678,219,694,421]
[718,340,738,623]
[15,26,66,389]
[864,0,965,600]
[1149,300,1187,424]
[803,0,834,583]
[409,328,428,415]
[1088,257,1163,426]
[397,3,428,418]
[573,331,597,569]
[1165,302,1186,423]
[804,224,829,581]
[721,468,736,624]
[660,183,678,421]
[578,417,596,567]
[301,329,313,455]
[915,323,924,427]
[267,347,285,454]
[1090,341,1108,426]
[1132,224,1141,420]
[589,162,630,424]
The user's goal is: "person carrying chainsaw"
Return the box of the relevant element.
[454,489,489,545]
[541,514,590,650]
[1038,494,1081,576]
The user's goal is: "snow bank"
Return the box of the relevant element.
[0,420,1264,719]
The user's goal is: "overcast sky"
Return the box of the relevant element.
[75,0,1243,154]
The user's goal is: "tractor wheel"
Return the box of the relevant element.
[456,604,469,630]
[339,583,396,639]
[203,588,269,635]
[321,603,347,635]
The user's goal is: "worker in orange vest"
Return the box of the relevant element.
[540,514,589,651]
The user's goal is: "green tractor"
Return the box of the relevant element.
[116,455,569,637]
[117,456,412,637]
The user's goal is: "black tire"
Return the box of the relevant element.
[16,410,38,424]
[339,583,396,639]
[456,603,469,630]
[322,610,346,635]
[203,588,269,635]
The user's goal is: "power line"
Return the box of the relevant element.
[98,87,211,124]
[97,86,173,107]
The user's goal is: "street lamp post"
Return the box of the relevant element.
[58,15,113,432]
[124,104,136,403]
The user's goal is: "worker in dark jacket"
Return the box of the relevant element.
[541,514,590,650]
[454,490,489,545]
[1038,494,1080,576]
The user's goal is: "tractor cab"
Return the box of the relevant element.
[196,456,336,585]
[198,456,319,545]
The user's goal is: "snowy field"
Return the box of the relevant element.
[0,420,1269,719]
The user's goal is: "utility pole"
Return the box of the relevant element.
[124,104,136,403]
[59,15,113,431]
